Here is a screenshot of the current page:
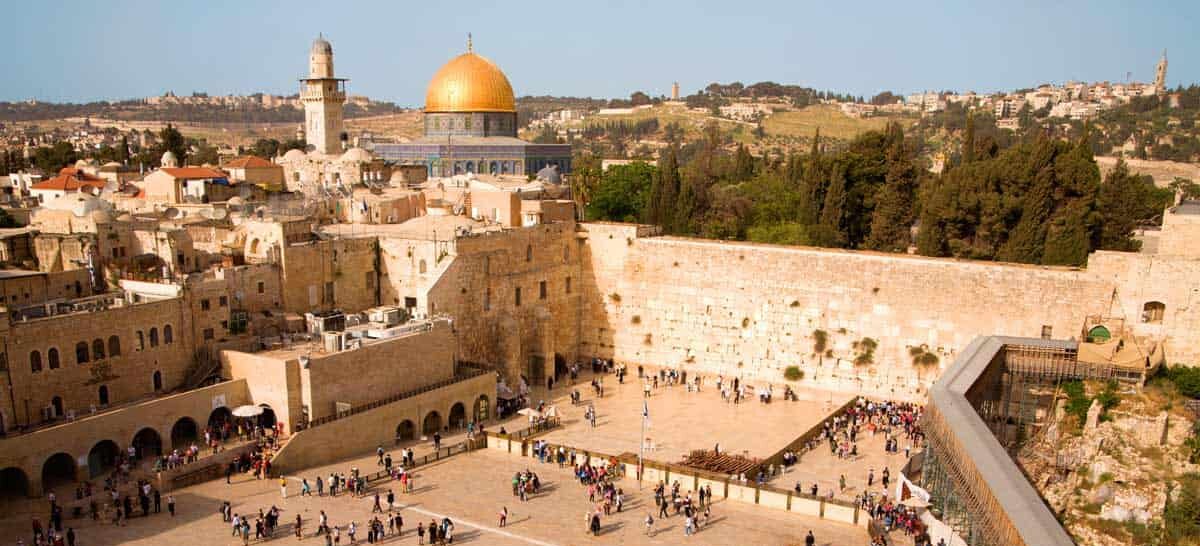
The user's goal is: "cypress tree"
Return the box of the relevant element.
[818,164,848,246]
[998,164,1055,263]
[866,149,917,252]
[653,147,681,231]
[674,176,699,235]
[962,113,976,164]
[733,143,754,181]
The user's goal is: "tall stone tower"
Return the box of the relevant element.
[301,35,347,155]
[1155,50,1168,95]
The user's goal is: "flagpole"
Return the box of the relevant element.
[639,398,646,490]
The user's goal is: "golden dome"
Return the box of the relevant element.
[424,51,515,113]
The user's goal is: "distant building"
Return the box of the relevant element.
[671,82,680,101]
[1155,50,1168,95]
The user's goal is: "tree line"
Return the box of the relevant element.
[585,120,1175,266]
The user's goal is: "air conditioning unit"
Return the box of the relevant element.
[322,331,345,353]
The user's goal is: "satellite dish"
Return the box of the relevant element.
[162,207,181,220]
[209,208,228,220]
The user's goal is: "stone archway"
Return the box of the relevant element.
[87,440,121,478]
[422,411,442,436]
[41,453,76,493]
[395,420,415,443]
[258,404,277,429]
[474,395,490,423]
[208,407,232,429]
[0,467,29,499]
[449,403,466,430]
[171,417,199,449]
[132,427,163,459]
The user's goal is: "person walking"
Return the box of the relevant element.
[167,495,176,517]
[280,476,288,499]
[416,521,425,545]
[498,506,508,527]
[295,514,303,538]
[153,489,161,513]
[805,530,816,546]
[645,513,654,536]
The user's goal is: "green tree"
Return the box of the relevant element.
[647,147,681,230]
[32,142,78,174]
[1096,159,1166,251]
[158,123,187,165]
[816,164,848,247]
[733,143,754,181]
[866,140,918,252]
[117,135,130,165]
[586,162,655,222]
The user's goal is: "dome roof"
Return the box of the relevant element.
[311,36,332,56]
[282,148,307,161]
[340,147,373,163]
[424,51,515,113]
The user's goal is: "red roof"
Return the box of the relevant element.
[160,167,228,180]
[31,174,107,192]
[222,156,274,169]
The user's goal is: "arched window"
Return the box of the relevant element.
[98,385,109,406]
[136,331,144,350]
[249,239,260,255]
[526,245,532,262]
[419,260,427,274]
[30,350,41,373]
[48,348,59,369]
[1142,301,1166,324]
[163,325,173,345]
[108,336,121,357]
[149,328,159,348]
[75,342,89,364]
[152,371,162,391]
[92,339,105,360]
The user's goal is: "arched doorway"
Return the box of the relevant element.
[474,395,490,423]
[449,403,466,430]
[171,417,199,449]
[87,440,120,478]
[258,404,277,429]
[0,467,29,499]
[396,420,415,443]
[51,396,63,418]
[208,407,232,429]
[98,385,109,406]
[554,353,568,379]
[422,411,442,436]
[132,428,163,459]
[41,453,76,492]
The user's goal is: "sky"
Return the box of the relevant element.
[3,0,1197,105]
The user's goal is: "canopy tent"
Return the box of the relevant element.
[232,405,264,418]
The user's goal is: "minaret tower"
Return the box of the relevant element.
[301,34,347,155]
[1154,49,1168,96]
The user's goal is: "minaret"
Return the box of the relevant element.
[1154,50,1168,95]
[301,35,347,155]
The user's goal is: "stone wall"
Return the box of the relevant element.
[269,372,494,473]
[1,296,195,428]
[578,223,1120,398]
[299,320,457,420]
[428,222,582,383]
[1088,251,1200,364]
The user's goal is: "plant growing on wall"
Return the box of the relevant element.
[853,337,877,367]
[609,292,622,303]
[812,329,828,354]
[910,347,940,380]
[784,365,804,381]
[631,315,641,324]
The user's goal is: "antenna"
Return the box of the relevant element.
[467,33,473,53]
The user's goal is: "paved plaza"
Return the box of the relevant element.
[532,370,848,464]
[0,448,869,546]
[0,370,923,546]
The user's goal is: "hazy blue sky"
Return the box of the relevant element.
[4,0,1196,105]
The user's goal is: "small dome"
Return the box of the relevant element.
[161,150,179,168]
[311,36,332,56]
[282,148,306,161]
[227,196,245,208]
[340,147,373,163]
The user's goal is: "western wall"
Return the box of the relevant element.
[575,222,1198,400]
